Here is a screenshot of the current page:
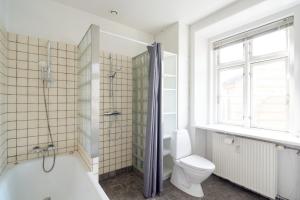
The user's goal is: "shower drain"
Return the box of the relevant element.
[43,197,51,200]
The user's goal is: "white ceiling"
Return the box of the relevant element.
[49,0,237,34]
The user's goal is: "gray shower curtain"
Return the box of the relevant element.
[143,43,163,198]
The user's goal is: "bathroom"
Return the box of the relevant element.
[1,0,300,200]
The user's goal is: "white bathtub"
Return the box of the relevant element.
[0,153,109,200]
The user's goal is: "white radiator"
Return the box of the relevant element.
[212,132,277,199]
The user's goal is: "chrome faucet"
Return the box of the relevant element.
[32,144,56,154]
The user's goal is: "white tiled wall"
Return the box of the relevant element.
[99,51,133,174]
[0,24,7,174]
[2,32,134,174]
[6,32,78,163]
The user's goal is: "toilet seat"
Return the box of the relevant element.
[179,155,215,171]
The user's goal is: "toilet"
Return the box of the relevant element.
[170,129,215,197]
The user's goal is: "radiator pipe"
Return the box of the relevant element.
[215,131,300,153]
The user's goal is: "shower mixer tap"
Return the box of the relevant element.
[32,145,56,154]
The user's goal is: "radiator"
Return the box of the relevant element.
[212,132,277,199]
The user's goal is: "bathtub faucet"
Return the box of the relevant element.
[32,144,56,154]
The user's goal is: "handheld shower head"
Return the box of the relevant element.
[40,42,54,87]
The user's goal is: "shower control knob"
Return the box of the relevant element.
[32,146,41,153]
[47,144,56,151]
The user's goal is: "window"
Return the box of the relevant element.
[213,17,293,131]
[218,67,244,125]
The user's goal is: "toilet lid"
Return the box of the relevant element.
[179,155,215,171]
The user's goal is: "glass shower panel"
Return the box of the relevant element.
[78,25,100,158]
[132,52,149,173]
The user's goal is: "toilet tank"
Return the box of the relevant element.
[171,129,192,160]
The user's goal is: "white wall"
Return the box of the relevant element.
[5,0,153,56]
[155,22,190,130]
[0,0,7,27]
[177,23,189,130]
[190,1,300,199]
[155,23,179,54]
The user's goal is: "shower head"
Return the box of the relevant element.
[40,41,54,87]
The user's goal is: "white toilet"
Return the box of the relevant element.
[170,129,215,197]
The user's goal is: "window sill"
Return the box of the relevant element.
[195,124,300,149]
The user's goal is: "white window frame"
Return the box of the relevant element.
[213,22,293,132]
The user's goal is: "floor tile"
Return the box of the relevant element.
[100,172,267,200]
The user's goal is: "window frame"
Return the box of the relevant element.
[213,26,292,132]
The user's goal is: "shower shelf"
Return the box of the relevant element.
[163,74,176,78]
[163,88,176,91]
[103,111,121,116]
[163,112,176,115]
[163,134,171,140]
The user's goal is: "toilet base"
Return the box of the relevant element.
[170,165,204,197]
[170,177,204,197]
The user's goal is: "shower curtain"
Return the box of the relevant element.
[143,43,163,198]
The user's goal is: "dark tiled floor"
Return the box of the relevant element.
[100,172,267,200]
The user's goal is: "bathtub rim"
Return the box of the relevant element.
[0,152,109,200]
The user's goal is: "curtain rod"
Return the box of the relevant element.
[100,29,153,46]
[99,29,177,56]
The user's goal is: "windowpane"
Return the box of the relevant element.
[251,59,288,131]
[252,29,287,56]
[218,67,244,125]
[219,42,244,64]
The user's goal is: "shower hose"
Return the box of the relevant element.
[42,80,56,173]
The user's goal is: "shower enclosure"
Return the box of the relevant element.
[76,24,178,181]
[132,51,177,180]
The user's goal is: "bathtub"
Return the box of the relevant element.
[0,153,109,200]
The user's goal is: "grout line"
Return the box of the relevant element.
[26,36,29,161]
